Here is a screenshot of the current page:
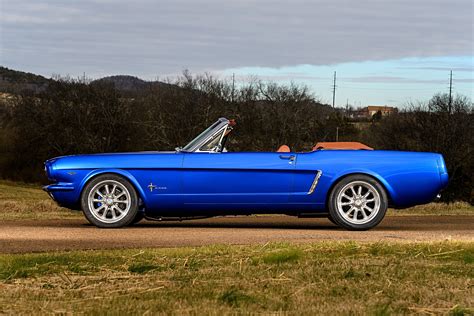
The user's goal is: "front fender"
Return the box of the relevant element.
[80,169,149,207]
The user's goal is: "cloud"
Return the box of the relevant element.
[341,76,474,84]
[1,0,473,78]
[218,57,473,106]
[399,67,474,72]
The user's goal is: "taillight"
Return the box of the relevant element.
[437,155,448,188]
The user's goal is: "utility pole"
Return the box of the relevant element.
[231,73,235,103]
[332,71,337,108]
[448,70,453,114]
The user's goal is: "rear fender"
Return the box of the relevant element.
[329,169,397,203]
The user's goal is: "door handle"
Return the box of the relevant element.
[279,155,295,161]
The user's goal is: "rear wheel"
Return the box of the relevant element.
[81,174,139,228]
[328,175,388,230]
[327,215,337,225]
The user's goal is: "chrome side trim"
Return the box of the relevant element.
[307,170,322,195]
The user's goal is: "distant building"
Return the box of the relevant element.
[351,105,398,119]
[366,105,398,117]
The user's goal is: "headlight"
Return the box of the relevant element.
[44,161,56,181]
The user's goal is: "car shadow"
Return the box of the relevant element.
[131,221,341,230]
[74,218,341,230]
[9,216,470,232]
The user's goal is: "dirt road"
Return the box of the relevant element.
[1,215,473,253]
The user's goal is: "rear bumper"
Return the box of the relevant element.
[439,172,449,189]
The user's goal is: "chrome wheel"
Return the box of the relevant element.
[87,180,131,224]
[336,181,381,225]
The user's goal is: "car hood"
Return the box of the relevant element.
[47,151,174,161]
[45,151,180,170]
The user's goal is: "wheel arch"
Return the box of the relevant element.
[325,171,394,209]
[79,169,148,208]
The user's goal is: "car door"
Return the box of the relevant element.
[288,151,327,211]
[182,151,296,211]
[124,152,185,213]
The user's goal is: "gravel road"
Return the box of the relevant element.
[1,215,472,253]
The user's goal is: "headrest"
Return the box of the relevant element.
[277,145,291,152]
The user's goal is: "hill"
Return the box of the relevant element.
[0,68,175,96]
[92,75,150,92]
[0,67,51,95]
[92,75,174,95]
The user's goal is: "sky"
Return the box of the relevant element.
[1,0,473,106]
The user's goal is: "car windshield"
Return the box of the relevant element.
[199,128,225,152]
[180,120,223,152]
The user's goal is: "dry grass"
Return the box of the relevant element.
[0,180,472,221]
[0,242,472,314]
[0,180,80,220]
[388,202,474,216]
[1,182,472,314]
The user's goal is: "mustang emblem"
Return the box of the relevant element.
[147,183,157,192]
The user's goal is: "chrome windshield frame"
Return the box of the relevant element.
[180,117,230,153]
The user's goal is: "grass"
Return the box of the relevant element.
[0,242,472,314]
[0,180,472,220]
[1,181,472,313]
[388,201,474,216]
[0,180,80,220]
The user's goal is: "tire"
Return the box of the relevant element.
[129,212,145,225]
[328,175,388,231]
[327,215,337,225]
[81,174,139,228]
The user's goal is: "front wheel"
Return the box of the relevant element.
[328,175,388,230]
[129,212,145,225]
[81,174,139,228]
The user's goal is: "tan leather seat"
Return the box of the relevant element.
[312,142,373,151]
[277,145,291,152]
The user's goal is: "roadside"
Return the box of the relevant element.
[1,181,472,314]
[1,215,473,253]
[1,181,473,221]
[0,180,79,220]
[0,242,472,314]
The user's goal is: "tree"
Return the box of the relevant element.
[365,93,473,202]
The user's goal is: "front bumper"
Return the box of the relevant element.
[43,183,75,192]
[43,183,75,205]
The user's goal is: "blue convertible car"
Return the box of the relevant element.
[44,117,448,230]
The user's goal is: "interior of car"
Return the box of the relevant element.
[277,145,291,152]
[191,118,373,154]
